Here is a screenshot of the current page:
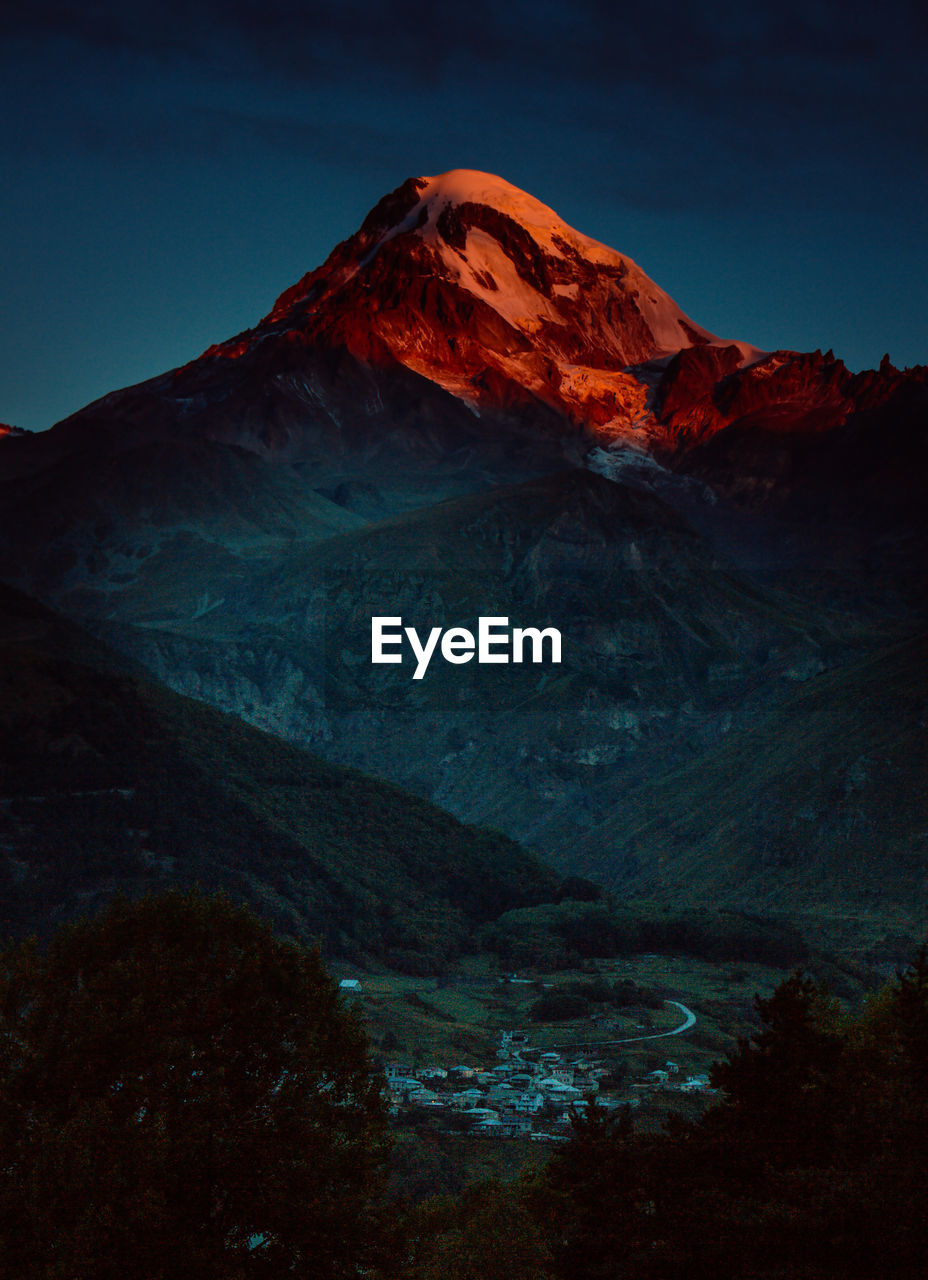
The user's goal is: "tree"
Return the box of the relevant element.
[407,1184,554,1280]
[0,889,390,1279]
[518,961,928,1280]
[529,1103,644,1280]
[710,969,843,1165]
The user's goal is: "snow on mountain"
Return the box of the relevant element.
[207,170,765,446]
[392,170,746,354]
[55,166,914,479]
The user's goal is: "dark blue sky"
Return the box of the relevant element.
[3,0,927,430]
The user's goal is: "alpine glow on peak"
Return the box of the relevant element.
[205,169,766,446]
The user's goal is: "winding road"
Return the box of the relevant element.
[554,1000,697,1052]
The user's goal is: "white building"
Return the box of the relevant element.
[513,1091,545,1114]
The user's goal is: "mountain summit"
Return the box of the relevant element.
[12,167,922,501]
[207,169,762,440]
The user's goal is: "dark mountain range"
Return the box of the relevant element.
[0,169,925,929]
[568,632,928,917]
[89,469,897,858]
[0,583,558,964]
[5,170,925,521]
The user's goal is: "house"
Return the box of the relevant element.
[540,1086,582,1113]
[538,1077,581,1098]
[486,1087,516,1110]
[574,1078,599,1095]
[475,1117,504,1136]
[679,1074,711,1092]
[450,1088,484,1107]
[498,1115,533,1138]
[416,1066,448,1081]
[463,1107,500,1123]
[513,1091,545,1114]
[338,979,362,997]
[411,1088,443,1106]
[388,1077,424,1102]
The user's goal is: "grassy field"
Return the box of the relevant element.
[341,950,834,1081]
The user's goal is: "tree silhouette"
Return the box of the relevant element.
[526,961,928,1279]
[711,970,844,1166]
[0,889,390,1279]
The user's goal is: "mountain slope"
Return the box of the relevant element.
[85,468,895,860]
[0,584,559,964]
[1,168,923,546]
[565,633,928,921]
[239,169,762,438]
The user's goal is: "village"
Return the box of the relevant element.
[375,1025,714,1141]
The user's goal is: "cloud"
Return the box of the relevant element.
[3,0,925,211]
[11,0,923,91]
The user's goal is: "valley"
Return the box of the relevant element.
[342,947,881,1199]
[0,168,925,1161]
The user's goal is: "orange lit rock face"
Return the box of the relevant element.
[656,347,853,445]
[199,171,731,441]
[186,170,924,467]
[654,344,928,461]
[99,168,921,502]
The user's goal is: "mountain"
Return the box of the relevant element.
[1,170,923,615]
[91,468,897,859]
[0,582,560,965]
[237,169,762,436]
[5,170,923,507]
[565,632,928,922]
[0,168,925,930]
[184,168,926,474]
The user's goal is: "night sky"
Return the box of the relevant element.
[3,1,927,431]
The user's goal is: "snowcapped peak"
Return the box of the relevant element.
[417,169,570,234]
[371,170,736,359]
[382,169,626,269]
[259,169,764,443]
